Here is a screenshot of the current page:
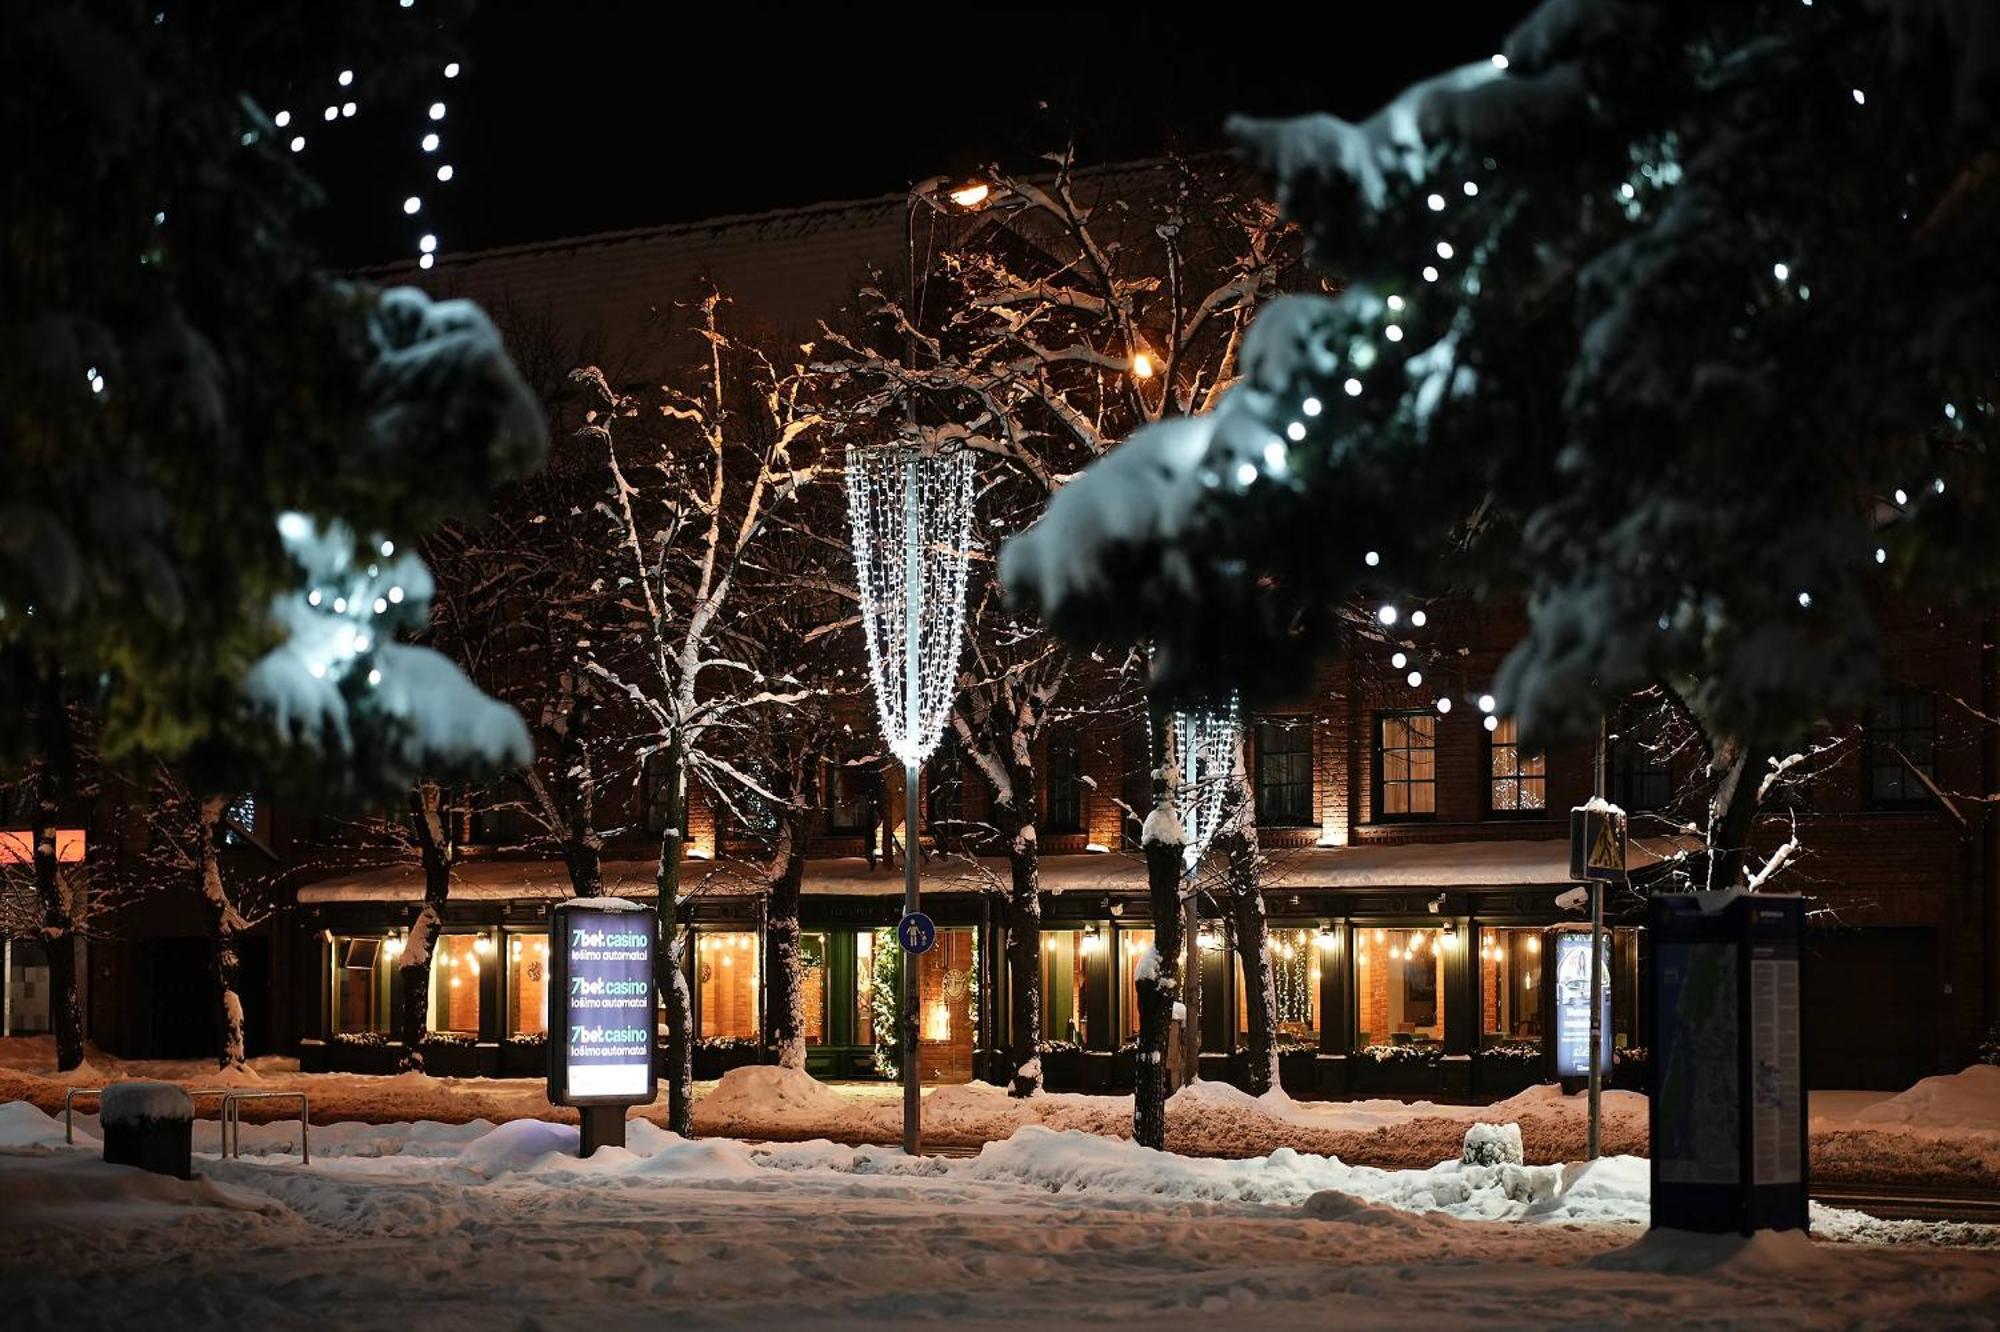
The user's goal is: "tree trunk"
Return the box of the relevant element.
[1133,815,1186,1150]
[1180,893,1202,1087]
[1703,736,1763,893]
[1004,829,1043,1097]
[397,782,456,1073]
[655,738,695,1136]
[1217,742,1278,1095]
[764,812,809,1071]
[198,796,248,1073]
[28,675,83,1071]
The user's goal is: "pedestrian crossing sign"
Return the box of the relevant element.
[1569,804,1627,882]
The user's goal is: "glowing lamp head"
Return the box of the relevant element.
[947,182,991,209]
[1130,351,1156,380]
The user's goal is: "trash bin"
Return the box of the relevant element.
[100,1081,194,1180]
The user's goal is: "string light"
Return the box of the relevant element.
[1391,652,1407,669]
[422,132,440,152]
[844,445,975,765]
[1410,609,1427,627]
[1378,605,1398,625]
[1172,699,1241,872]
[1364,550,1380,566]
[1484,715,1499,732]
[428,101,446,120]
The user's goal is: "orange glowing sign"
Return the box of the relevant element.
[0,829,86,864]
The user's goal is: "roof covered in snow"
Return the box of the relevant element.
[291,835,1670,905]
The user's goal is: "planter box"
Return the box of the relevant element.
[1611,1059,1650,1093]
[326,1040,405,1076]
[1039,1050,1088,1091]
[418,1041,481,1078]
[693,1044,765,1080]
[1348,1057,1446,1097]
[1276,1051,1318,1095]
[500,1041,547,1079]
[296,1038,329,1075]
[1473,1055,1545,1099]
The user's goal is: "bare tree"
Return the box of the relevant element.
[817,152,1295,1098]
[577,288,830,1132]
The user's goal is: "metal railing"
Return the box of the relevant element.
[60,1085,311,1164]
[220,1090,310,1164]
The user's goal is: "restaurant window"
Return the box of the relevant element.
[1354,926,1445,1048]
[1118,927,1154,1041]
[857,929,882,1049]
[1041,929,1089,1045]
[1867,688,1935,807]
[1486,717,1547,814]
[697,930,759,1039]
[507,933,549,1037]
[331,936,391,1035]
[1238,927,1322,1042]
[1374,713,1437,819]
[800,932,828,1045]
[428,934,484,1036]
[1255,721,1314,826]
[1046,741,1083,833]
[1478,927,1542,1046]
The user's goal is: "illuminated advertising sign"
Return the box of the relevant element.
[547,899,658,1107]
[1551,930,1611,1079]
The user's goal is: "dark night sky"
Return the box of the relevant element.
[311,4,1540,268]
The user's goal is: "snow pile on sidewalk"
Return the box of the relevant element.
[0,1100,87,1150]
[1851,1065,2000,1133]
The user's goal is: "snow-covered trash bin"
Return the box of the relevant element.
[100,1082,194,1180]
[1461,1122,1524,1167]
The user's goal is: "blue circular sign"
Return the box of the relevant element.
[897,911,936,955]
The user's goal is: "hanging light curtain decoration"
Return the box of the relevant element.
[844,441,977,764]
[1171,694,1241,872]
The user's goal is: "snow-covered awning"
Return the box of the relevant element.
[293,835,1687,906]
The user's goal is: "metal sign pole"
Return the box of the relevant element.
[1587,718,1607,1161]
[901,452,923,1158]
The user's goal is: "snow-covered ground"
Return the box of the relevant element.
[1,1094,1997,1330]
[4,1037,1998,1188]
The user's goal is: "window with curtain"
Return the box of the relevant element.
[1374,712,1436,819]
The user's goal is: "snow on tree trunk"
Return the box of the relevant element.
[1133,807,1186,1151]
[1217,739,1278,1095]
[654,742,695,1137]
[396,782,456,1073]
[198,796,248,1073]
[1005,832,1043,1097]
[764,813,809,1072]
[1703,737,1762,893]
[29,755,83,1072]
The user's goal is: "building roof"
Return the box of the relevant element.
[293,836,1641,905]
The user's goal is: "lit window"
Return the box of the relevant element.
[1375,713,1436,818]
[697,931,760,1039]
[1041,929,1089,1045]
[1478,927,1542,1046]
[1354,926,1445,1048]
[428,935,483,1036]
[1238,927,1321,1041]
[506,933,549,1036]
[800,932,827,1045]
[1118,928,1156,1041]
[1487,717,1547,813]
[331,936,390,1035]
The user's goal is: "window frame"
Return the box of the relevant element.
[1865,687,1937,810]
[1254,719,1316,828]
[1045,739,1084,834]
[824,761,873,836]
[1482,716,1549,819]
[1372,710,1438,823]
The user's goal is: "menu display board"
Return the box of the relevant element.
[1551,931,1612,1079]
[547,899,658,1107]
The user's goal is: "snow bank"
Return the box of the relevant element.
[698,1064,856,1122]
[0,1154,282,1220]
[1462,1122,1524,1166]
[0,1100,87,1149]
[455,1116,578,1177]
[1852,1065,2000,1133]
